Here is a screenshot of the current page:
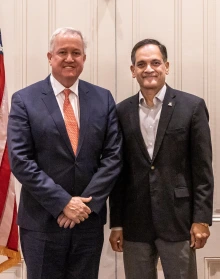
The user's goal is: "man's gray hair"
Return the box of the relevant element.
[49,27,87,53]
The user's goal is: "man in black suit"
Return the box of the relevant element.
[7,27,122,279]
[109,39,214,279]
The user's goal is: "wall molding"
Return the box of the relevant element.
[174,0,182,90]
[89,0,98,85]
[203,0,216,106]
[213,215,220,222]
[48,0,56,75]
[205,0,220,216]
[205,258,220,279]
[131,0,140,95]
[0,260,26,279]
[14,0,27,90]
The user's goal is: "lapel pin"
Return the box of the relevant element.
[168,102,172,107]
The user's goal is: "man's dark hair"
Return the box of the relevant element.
[131,39,168,65]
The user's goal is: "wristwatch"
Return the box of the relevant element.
[199,223,209,228]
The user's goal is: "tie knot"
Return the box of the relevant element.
[63,88,71,98]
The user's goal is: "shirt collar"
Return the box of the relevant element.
[50,74,79,96]
[139,84,167,107]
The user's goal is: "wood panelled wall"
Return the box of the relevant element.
[0,1,219,278]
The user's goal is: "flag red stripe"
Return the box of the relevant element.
[0,144,11,219]
[0,54,5,106]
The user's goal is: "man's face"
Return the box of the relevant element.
[130,44,169,93]
[47,33,86,87]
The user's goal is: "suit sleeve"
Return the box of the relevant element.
[190,98,214,225]
[7,92,72,218]
[80,92,123,213]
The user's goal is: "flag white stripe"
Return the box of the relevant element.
[0,85,8,165]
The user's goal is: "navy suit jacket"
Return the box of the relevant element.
[110,85,214,242]
[7,76,122,232]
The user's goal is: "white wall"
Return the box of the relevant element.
[0,0,220,278]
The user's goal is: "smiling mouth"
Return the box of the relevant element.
[64,66,75,68]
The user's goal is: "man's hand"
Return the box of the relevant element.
[109,230,123,252]
[57,213,76,228]
[60,196,92,226]
[190,223,210,249]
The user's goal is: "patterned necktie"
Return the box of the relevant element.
[63,88,79,154]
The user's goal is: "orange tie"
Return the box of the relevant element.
[63,88,79,154]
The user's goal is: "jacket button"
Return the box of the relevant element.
[151,166,155,170]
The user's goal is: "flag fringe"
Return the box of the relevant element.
[0,245,21,273]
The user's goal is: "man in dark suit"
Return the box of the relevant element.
[109,39,214,279]
[7,27,122,279]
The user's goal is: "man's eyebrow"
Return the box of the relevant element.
[136,60,145,64]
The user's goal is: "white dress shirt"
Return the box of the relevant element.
[50,74,80,126]
[139,84,166,159]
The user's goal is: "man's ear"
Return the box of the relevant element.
[165,61,169,75]
[130,65,136,78]
[47,52,52,65]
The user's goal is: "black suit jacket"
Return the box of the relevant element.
[110,85,214,242]
[7,76,122,232]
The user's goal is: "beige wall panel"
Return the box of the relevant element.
[55,0,93,33]
[53,0,116,97]
[181,2,220,278]
[115,0,133,103]
[212,0,220,214]
[116,0,176,102]
[181,0,204,96]
[25,0,49,85]
[200,0,220,216]
[96,2,117,276]
[96,0,116,97]
[134,0,176,92]
[1,0,49,92]
[55,0,98,86]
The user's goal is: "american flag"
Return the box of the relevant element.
[0,30,21,272]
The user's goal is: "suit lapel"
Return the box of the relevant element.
[152,85,176,162]
[77,80,90,156]
[129,94,152,162]
[41,76,75,157]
